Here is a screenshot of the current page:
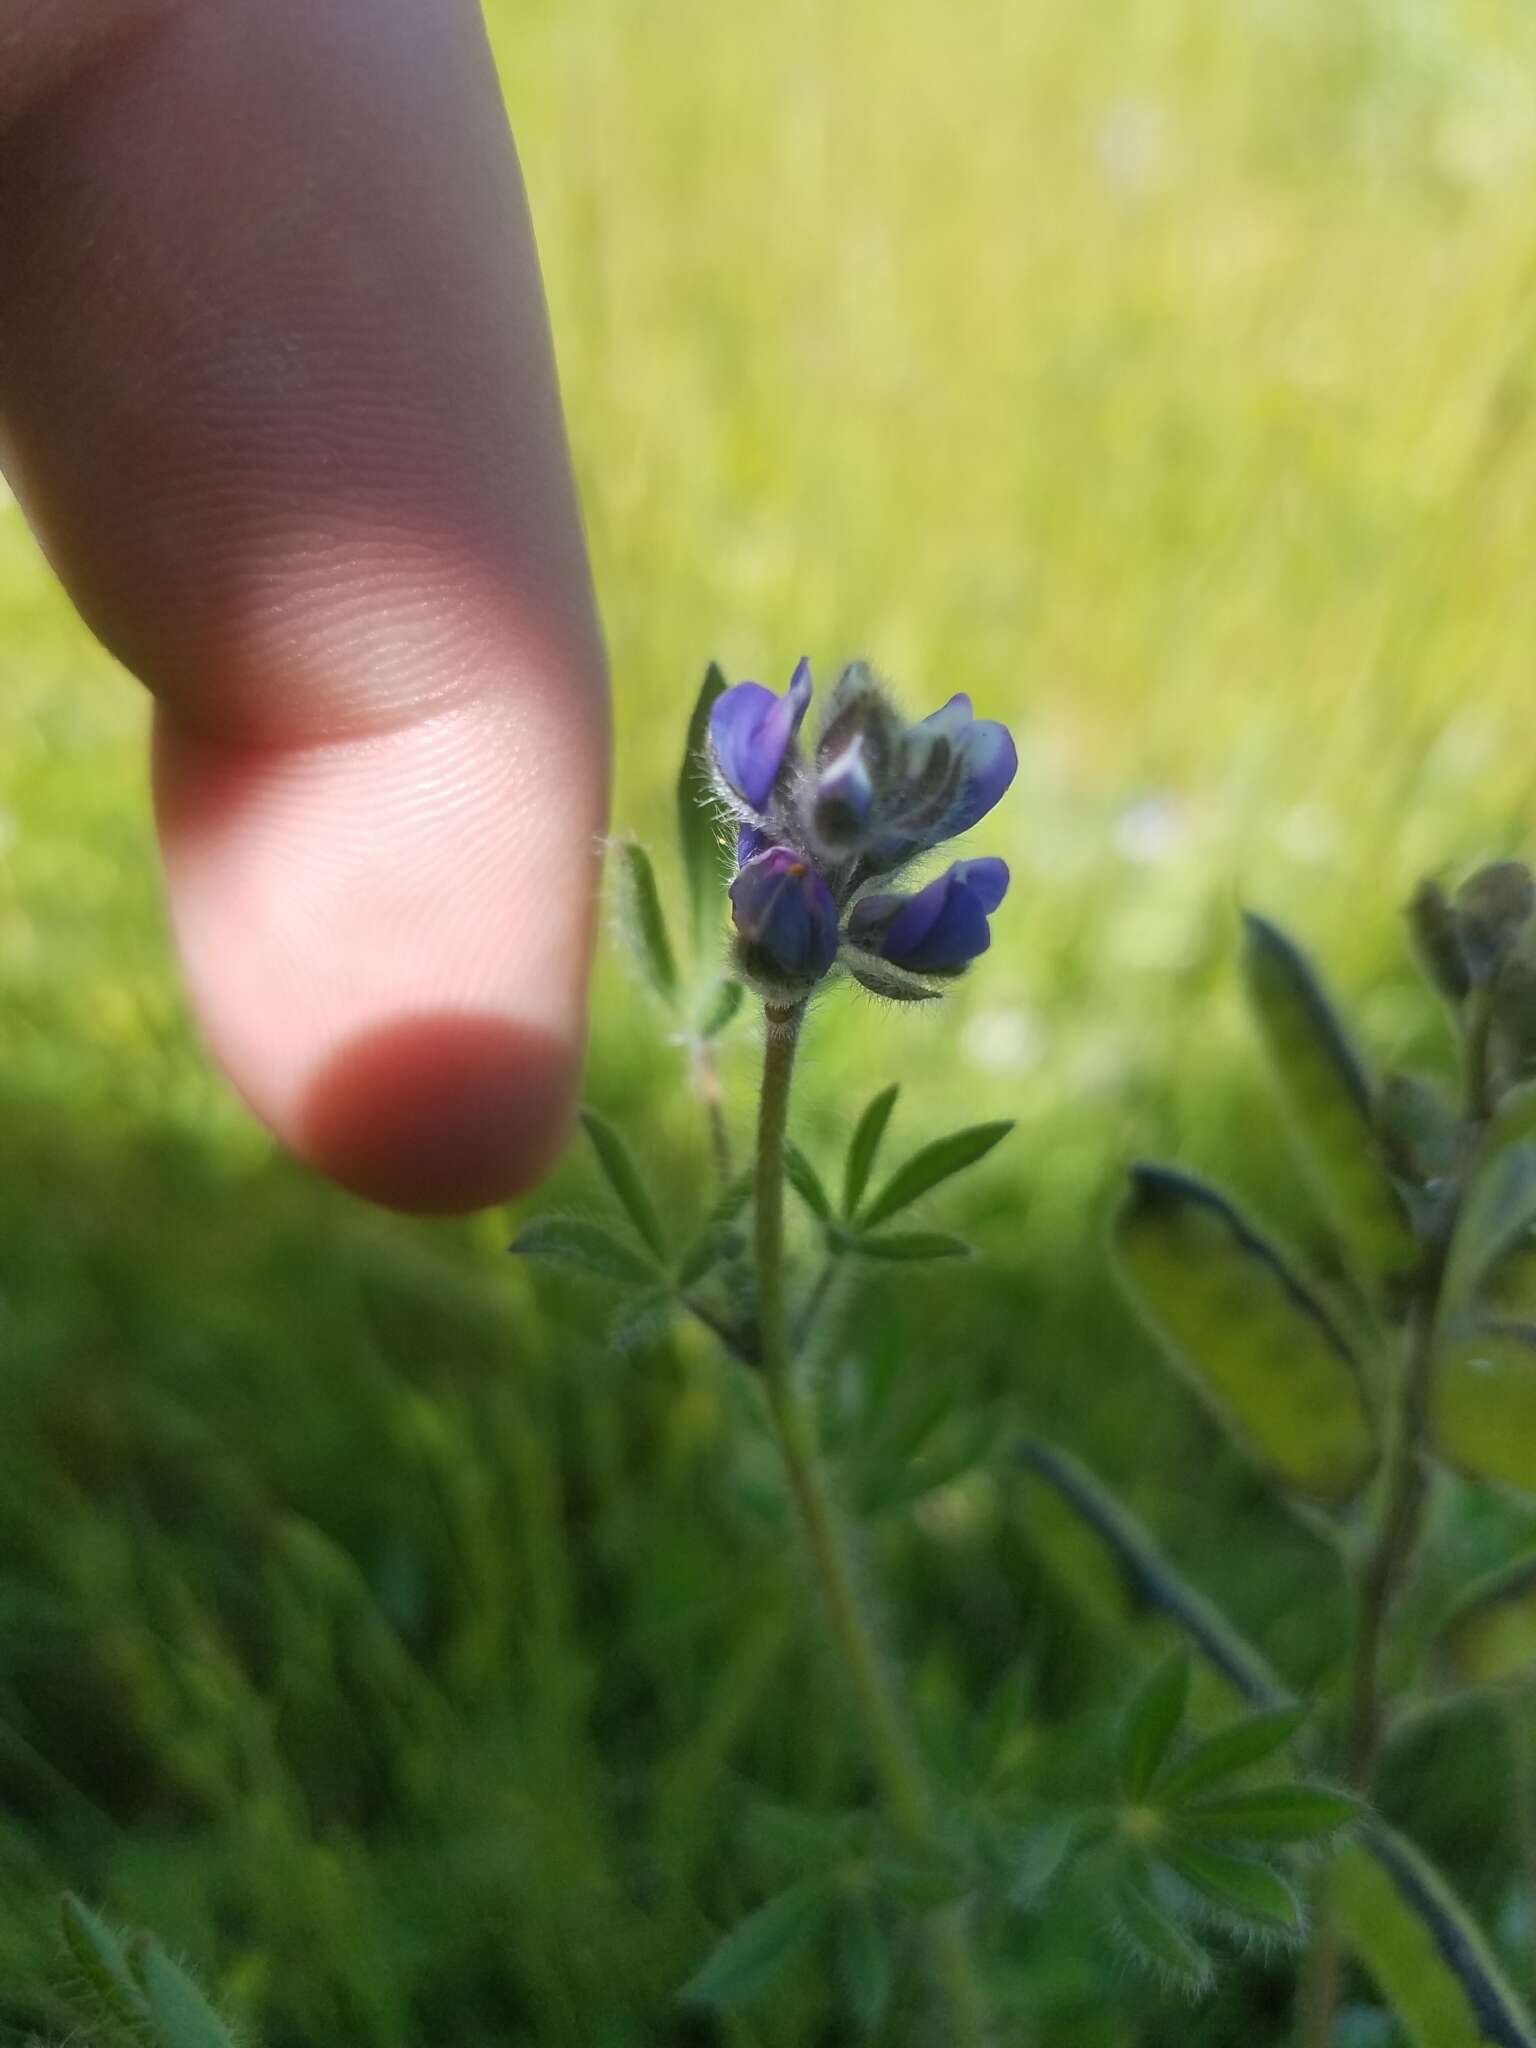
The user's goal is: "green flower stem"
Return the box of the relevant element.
[1300,1291,1440,2048]
[753,1003,991,2045]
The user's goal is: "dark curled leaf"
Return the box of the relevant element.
[1175,1784,1359,1844]
[613,838,678,1005]
[1441,1140,1536,1324]
[784,1142,833,1221]
[1113,1164,1377,1503]
[1119,1652,1189,1799]
[1335,1820,1536,2047]
[1240,911,1415,1286]
[1158,1839,1301,1936]
[680,1881,832,2011]
[860,1121,1013,1230]
[677,661,734,952]
[511,1217,660,1287]
[850,1231,971,1262]
[1111,1858,1213,1996]
[1017,1441,1289,1708]
[580,1108,668,1259]
[844,1084,900,1218]
[1157,1706,1306,1803]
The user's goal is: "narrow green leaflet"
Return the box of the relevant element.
[677,661,733,952]
[1119,1652,1189,1800]
[1334,1821,1536,2048]
[1240,912,1415,1287]
[1017,1440,1289,1708]
[135,1942,241,2048]
[850,1231,971,1262]
[699,976,744,1039]
[1158,1839,1301,1936]
[1436,1554,1536,1689]
[784,1142,833,1222]
[61,1896,152,2038]
[1434,1321,1536,1499]
[845,1084,900,1219]
[1113,1165,1377,1502]
[511,1217,661,1287]
[1175,1784,1359,1844]
[680,1880,833,2011]
[859,1121,1013,1230]
[613,838,678,1005]
[675,1168,754,1286]
[1440,1141,1536,1327]
[1111,1858,1213,1995]
[837,1896,894,2033]
[1156,1706,1306,1803]
[580,1109,668,1260]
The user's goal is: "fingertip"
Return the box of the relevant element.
[296,1010,579,1215]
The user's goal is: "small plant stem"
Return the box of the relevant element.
[1299,1291,1440,2046]
[753,1003,991,2045]
[1343,1298,1437,1791]
[792,1251,845,1355]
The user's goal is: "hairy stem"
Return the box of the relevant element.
[1299,1294,1439,2046]
[753,1003,991,2044]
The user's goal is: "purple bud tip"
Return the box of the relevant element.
[848,857,1010,974]
[729,845,840,984]
[709,659,814,812]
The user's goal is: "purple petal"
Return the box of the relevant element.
[729,846,839,982]
[945,720,1018,837]
[848,858,1010,974]
[708,659,814,811]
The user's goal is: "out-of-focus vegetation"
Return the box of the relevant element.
[7,0,1536,2039]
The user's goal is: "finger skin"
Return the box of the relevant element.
[0,0,609,1211]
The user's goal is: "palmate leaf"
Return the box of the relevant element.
[510,1217,661,1287]
[1334,1820,1536,2048]
[1111,1856,1214,1996]
[1156,1706,1306,1803]
[680,1880,833,2011]
[1119,1652,1190,1800]
[784,1142,833,1223]
[580,1109,668,1260]
[1240,912,1416,1288]
[1157,1839,1302,1937]
[1113,1165,1377,1503]
[844,1084,900,1218]
[859,1121,1013,1230]
[1173,1784,1359,1844]
[1434,1320,1536,1499]
[1018,1439,1289,1708]
[677,661,734,953]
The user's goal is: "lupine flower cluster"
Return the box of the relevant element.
[708,659,1018,1002]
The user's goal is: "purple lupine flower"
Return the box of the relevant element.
[810,734,875,851]
[729,846,840,987]
[710,658,814,812]
[916,695,1018,840]
[848,857,1010,974]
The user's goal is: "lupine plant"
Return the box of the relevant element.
[515,661,1362,2040]
[1022,862,1536,2045]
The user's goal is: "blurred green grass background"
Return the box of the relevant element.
[7,0,1536,2039]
